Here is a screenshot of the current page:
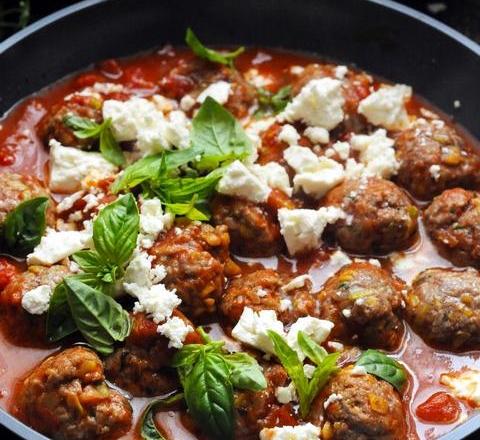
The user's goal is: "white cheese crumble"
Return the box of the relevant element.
[49,140,118,193]
[323,393,343,409]
[197,81,231,105]
[350,365,368,375]
[275,382,297,404]
[278,124,300,145]
[278,207,346,255]
[429,164,441,181]
[244,117,275,163]
[280,78,345,130]
[157,316,193,349]
[279,298,293,312]
[330,249,353,267]
[56,191,85,213]
[350,129,399,179]
[358,84,412,130]
[138,198,173,248]
[303,126,329,144]
[334,65,348,79]
[344,158,365,179]
[217,160,271,203]
[327,341,344,351]
[21,285,53,315]
[180,94,196,112]
[286,317,334,361]
[331,141,350,160]
[281,274,312,292]
[260,423,321,440]
[231,307,285,354]
[132,284,181,324]
[250,162,293,197]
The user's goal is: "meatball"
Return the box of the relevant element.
[395,118,480,200]
[40,94,103,149]
[310,366,406,440]
[424,188,480,266]
[16,347,132,440]
[211,195,282,257]
[406,267,480,350]
[149,222,237,316]
[0,172,53,225]
[324,177,418,254]
[221,269,318,325]
[105,311,197,397]
[236,363,297,437]
[319,262,405,350]
[0,265,70,345]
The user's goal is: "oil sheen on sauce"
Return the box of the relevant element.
[0,45,479,440]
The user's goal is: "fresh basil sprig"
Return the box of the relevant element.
[1,197,48,256]
[268,330,339,418]
[63,115,125,166]
[355,349,406,391]
[140,393,184,440]
[255,85,292,117]
[185,28,244,68]
[171,330,266,440]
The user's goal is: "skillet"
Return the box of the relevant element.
[0,0,479,438]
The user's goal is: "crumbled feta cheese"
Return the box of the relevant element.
[350,365,368,375]
[350,129,399,179]
[245,68,273,88]
[429,164,441,181]
[286,317,334,361]
[217,160,271,203]
[368,258,381,267]
[278,124,301,145]
[164,110,191,150]
[280,78,345,130]
[358,84,412,130]
[441,370,480,407]
[92,82,124,94]
[344,158,365,179]
[56,191,85,213]
[83,193,100,212]
[323,393,342,409]
[257,288,268,297]
[330,250,352,267]
[123,252,154,289]
[133,284,181,324]
[279,298,293,312]
[21,285,53,315]
[278,207,346,255]
[290,65,305,75]
[140,198,172,239]
[275,382,297,404]
[303,126,329,144]
[27,226,92,266]
[231,307,285,354]
[180,94,196,112]
[197,81,231,105]
[304,364,316,379]
[152,94,177,113]
[157,316,193,349]
[331,141,350,160]
[327,341,344,351]
[282,274,312,292]
[250,162,293,197]
[334,65,348,79]
[49,140,118,193]
[342,309,352,318]
[260,423,321,440]
[244,117,275,163]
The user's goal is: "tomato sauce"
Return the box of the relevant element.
[1,45,480,440]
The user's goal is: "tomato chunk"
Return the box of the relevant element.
[0,258,19,291]
[416,392,460,424]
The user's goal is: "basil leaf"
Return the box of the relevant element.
[307,352,340,407]
[191,97,252,171]
[72,250,105,273]
[256,86,292,117]
[185,28,244,68]
[46,281,77,342]
[140,393,184,440]
[224,352,267,392]
[65,277,131,355]
[64,115,103,138]
[93,194,139,267]
[356,349,407,391]
[165,201,209,221]
[268,330,310,417]
[3,197,48,255]
[297,331,328,366]
[183,351,234,440]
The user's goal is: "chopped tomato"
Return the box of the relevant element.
[416,392,460,424]
[264,405,298,428]
[0,258,19,291]
[267,189,296,211]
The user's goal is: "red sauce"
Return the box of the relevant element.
[1,45,479,440]
[0,259,19,291]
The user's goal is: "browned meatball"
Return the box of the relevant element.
[310,366,406,440]
[0,265,70,346]
[395,118,480,200]
[0,172,53,225]
[40,94,103,149]
[324,177,418,254]
[149,222,237,316]
[15,347,132,440]
[220,269,318,325]
[406,267,480,350]
[105,311,198,397]
[319,262,405,350]
[211,195,282,257]
[424,188,480,266]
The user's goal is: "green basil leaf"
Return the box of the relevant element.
[297,331,328,366]
[64,277,131,355]
[99,120,125,166]
[255,85,292,117]
[191,97,252,171]
[356,349,407,391]
[140,393,184,440]
[185,28,244,68]
[93,194,139,267]
[3,197,48,255]
[183,351,234,440]
[64,115,103,138]
[267,330,310,417]
[165,202,209,221]
[307,352,340,408]
[46,281,77,342]
[224,352,267,392]
[72,250,105,273]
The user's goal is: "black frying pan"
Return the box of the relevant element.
[0,0,479,438]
